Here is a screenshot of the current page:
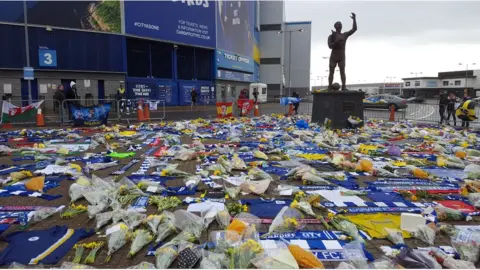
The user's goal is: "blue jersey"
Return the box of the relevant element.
[0,226,94,265]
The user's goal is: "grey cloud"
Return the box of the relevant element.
[285,1,480,45]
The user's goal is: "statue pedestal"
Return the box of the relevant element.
[311,91,364,129]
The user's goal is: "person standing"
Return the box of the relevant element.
[53,85,65,114]
[253,89,259,103]
[116,81,128,115]
[460,93,472,128]
[438,91,448,124]
[446,93,457,126]
[292,91,300,114]
[190,88,197,110]
[65,81,79,120]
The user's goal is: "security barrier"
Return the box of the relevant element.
[117,99,166,124]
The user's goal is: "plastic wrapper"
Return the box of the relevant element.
[229,239,264,269]
[0,145,14,156]
[248,167,273,180]
[412,224,436,245]
[336,262,356,269]
[30,207,59,224]
[434,205,465,221]
[385,228,404,245]
[76,176,91,186]
[183,175,201,190]
[464,164,480,179]
[263,206,304,237]
[290,200,316,217]
[373,167,399,178]
[95,211,113,231]
[394,248,441,269]
[105,223,130,262]
[253,150,269,160]
[210,230,242,252]
[174,209,205,233]
[215,209,231,229]
[232,154,247,170]
[10,171,32,181]
[466,148,480,157]
[206,163,227,175]
[218,155,233,173]
[451,229,480,263]
[143,214,163,235]
[128,229,153,258]
[405,165,431,179]
[155,219,177,244]
[25,176,45,192]
[200,250,227,269]
[239,179,271,195]
[155,246,178,269]
[331,217,364,244]
[343,241,368,269]
[302,172,330,185]
[225,185,241,200]
[122,209,147,229]
[174,149,197,161]
[91,175,119,191]
[59,262,94,269]
[368,256,398,269]
[127,261,156,269]
[443,257,476,269]
[468,193,480,207]
[157,165,190,177]
[117,177,145,196]
[149,196,182,211]
[251,243,299,269]
[86,161,118,171]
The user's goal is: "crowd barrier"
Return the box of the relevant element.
[116,99,166,123]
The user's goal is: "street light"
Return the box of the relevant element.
[459,62,476,91]
[278,29,304,96]
[410,72,422,97]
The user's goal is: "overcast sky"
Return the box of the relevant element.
[285,1,480,86]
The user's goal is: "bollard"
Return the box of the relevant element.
[36,108,45,127]
[137,101,145,121]
[254,104,260,117]
[389,105,395,121]
[288,103,294,116]
[143,102,150,121]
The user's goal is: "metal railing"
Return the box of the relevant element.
[116,99,166,123]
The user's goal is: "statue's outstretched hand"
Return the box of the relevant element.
[351,12,356,20]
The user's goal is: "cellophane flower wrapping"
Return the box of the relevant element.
[121,209,147,229]
[229,239,264,269]
[253,150,268,160]
[144,214,163,235]
[218,155,233,173]
[232,154,247,170]
[155,245,178,269]
[69,183,90,202]
[183,175,201,190]
[434,205,465,221]
[126,261,156,269]
[331,217,364,244]
[200,250,227,269]
[59,262,94,269]
[30,207,58,223]
[385,228,404,245]
[290,200,316,217]
[215,209,232,229]
[263,207,304,237]
[94,211,113,231]
[413,224,436,245]
[155,211,176,243]
[301,172,330,185]
[105,223,130,261]
[128,229,153,258]
[451,229,480,263]
[210,230,241,252]
[248,167,272,180]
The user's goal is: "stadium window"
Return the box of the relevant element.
[151,41,173,79]
[177,45,194,80]
[443,81,449,86]
[126,38,150,78]
[195,48,212,81]
[455,80,461,86]
[405,82,410,86]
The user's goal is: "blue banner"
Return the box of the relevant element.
[71,103,111,127]
[128,81,158,100]
[124,1,215,48]
[216,50,254,72]
[217,69,253,82]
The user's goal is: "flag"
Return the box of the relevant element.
[1,101,43,124]
[216,102,233,118]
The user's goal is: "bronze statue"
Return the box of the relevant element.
[328,13,357,91]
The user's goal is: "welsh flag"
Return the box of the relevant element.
[1,101,43,124]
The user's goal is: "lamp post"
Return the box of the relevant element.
[459,62,476,93]
[278,29,304,96]
[410,72,422,97]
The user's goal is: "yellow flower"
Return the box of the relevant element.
[327,212,335,219]
[290,200,299,209]
[411,195,418,201]
[460,187,469,196]
[213,170,221,176]
[160,169,169,176]
[242,205,248,212]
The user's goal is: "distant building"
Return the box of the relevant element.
[311,82,403,96]
[402,70,480,98]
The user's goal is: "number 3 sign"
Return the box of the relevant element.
[38,49,57,67]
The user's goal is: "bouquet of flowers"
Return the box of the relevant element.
[83,241,104,264]
[128,229,153,258]
[301,172,331,185]
[105,223,130,262]
[251,242,299,269]
[329,216,364,244]
[143,215,163,235]
[157,164,190,177]
[434,205,465,221]
[60,204,87,219]
[232,154,247,170]
[227,239,264,269]
[218,155,233,173]
[68,183,90,202]
[72,244,85,263]
[262,206,304,238]
[149,196,182,211]
[226,202,248,216]
[183,175,201,190]
[253,150,269,160]
[412,224,436,245]
[155,246,178,269]
[248,167,273,180]
[155,211,177,244]
[215,209,232,229]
